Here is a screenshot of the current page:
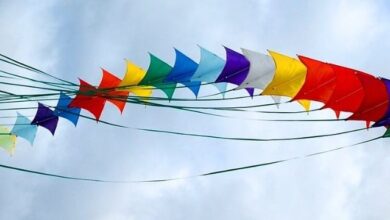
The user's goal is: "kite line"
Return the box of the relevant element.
[0,135,384,183]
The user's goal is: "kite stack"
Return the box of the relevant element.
[0,46,390,154]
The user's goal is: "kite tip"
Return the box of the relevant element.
[383,127,390,138]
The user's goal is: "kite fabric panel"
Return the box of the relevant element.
[98,69,128,113]
[120,59,147,86]
[10,113,37,145]
[239,48,276,100]
[322,64,364,117]
[125,86,153,99]
[347,73,388,127]
[181,81,202,97]
[31,103,59,135]
[238,48,275,90]
[139,53,176,99]
[262,50,310,110]
[0,126,16,155]
[165,49,198,83]
[164,49,200,97]
[192,46,225,81]
[54,92,81,126]
[293,56,337,104]
[69,79,106,120]
[216,47,250,85]
[191,46,228,95]
[373,78,390,127]
[118,60,153,98]
[216,47,253,96]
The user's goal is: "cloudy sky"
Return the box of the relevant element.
[1,0,390,219]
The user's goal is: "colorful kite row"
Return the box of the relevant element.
[0,93,81,154]
[1,46,390,155]
[69,47,390,127]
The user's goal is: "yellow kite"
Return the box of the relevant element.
[262,50,310,110]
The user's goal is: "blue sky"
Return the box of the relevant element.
[0,0,390,219]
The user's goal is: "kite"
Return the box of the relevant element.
[0,45,389,182]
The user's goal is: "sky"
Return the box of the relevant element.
[0,0,390,219]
